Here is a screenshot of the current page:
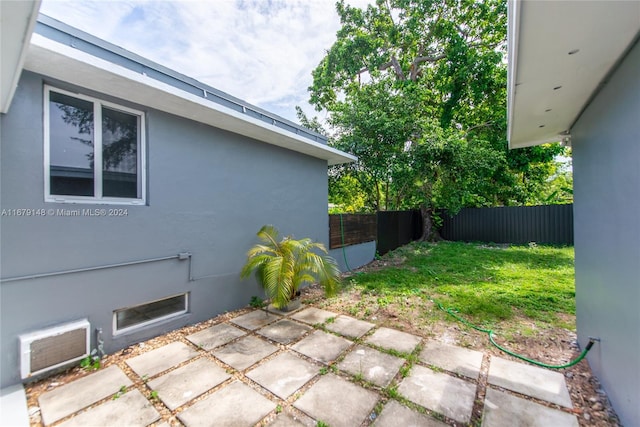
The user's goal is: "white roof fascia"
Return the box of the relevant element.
[25,35,356,166]
[0,0,41,114]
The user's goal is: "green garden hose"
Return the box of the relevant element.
[433,300,597,369]
[339,213,354,272]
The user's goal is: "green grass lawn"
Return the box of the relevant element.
[347,241,575,329]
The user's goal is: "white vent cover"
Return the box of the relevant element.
[19,319,90,379]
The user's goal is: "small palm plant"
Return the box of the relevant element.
[240,225,341,309]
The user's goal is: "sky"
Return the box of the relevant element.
[40,0,373,124]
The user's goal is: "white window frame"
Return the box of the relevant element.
[44,85,146,205]
[112,293,189,336]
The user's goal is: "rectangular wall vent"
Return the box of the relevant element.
[19,319,90,379]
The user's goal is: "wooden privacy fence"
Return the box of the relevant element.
[329,214,377,249]
[329,211,420,255]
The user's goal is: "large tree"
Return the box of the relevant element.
[308,0,564,239]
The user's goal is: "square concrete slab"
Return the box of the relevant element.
[213,335,278,370]
[291,330,352,364]
[126,342,199,378]
[178,380,275,426]
[419,341,484,380]
[294,374,379,427]
[291,307,337,325]
[257,319,312,344]
[487,357,573,408]
[56,390,159,427]
[148,357,231,410]
[365,327,422,354]
[268,412,313,426]
[482,389,579,427]
[230,310,281,330]
[38,365,133,425]
[247,352,318,399]
[397,365,476,423]
[374,400,448,427]
[186,323,246,350]
[338,345,405,388]
[325,315,375,338]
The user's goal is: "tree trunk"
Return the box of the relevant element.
[419,205,442,241]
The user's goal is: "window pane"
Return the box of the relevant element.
[115,294,187,330]
[102,107,139,198]
[49,92,94,196]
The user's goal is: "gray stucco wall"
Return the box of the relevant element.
[329,241,376,272]
[572,39,639,426]
[0,71,330,388]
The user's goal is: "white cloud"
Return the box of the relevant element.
[40,0,374,123]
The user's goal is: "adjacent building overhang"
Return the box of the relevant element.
[0,0,41,114]
[507,0,640,149]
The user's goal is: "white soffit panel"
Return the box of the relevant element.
[508,0,640,148]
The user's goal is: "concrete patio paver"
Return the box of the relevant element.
[325,315,375,338]
[291,307,337,325]
[268,412,313,426]
[147,357,231,410]
[186,323,246,350]
[212,335,278,370]
[294,374,379,427]
[398,364,476,423]
[291,330,352,364]
[126,342,198,378]
[338,345,404,387]
[419,340,484,380]
[488,356,573,408]
[230,310,281,330]
[56,390,160,427]
[365,327,422,354]
[482,388,579,427]
[177,380,275,427]
[373,400,449,427]
[28,307,584,427]
[38,365,132,425]
[257,319,312,344]
[247,352,317,399]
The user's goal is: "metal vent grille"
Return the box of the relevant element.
[30,328,87,373]
[20,319,90,379]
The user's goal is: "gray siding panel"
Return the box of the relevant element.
[572,39,640,426]
[0,71,329,387]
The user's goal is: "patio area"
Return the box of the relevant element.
[27,306,579,426]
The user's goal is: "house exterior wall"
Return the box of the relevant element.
[0,71,330,388]
[572,39,639,426]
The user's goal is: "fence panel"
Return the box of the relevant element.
[329,214,377,249]
[376,210,422,255]
[439,204,573,244]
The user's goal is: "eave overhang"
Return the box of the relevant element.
[22,15,356,166]
[507,0,640,149]
[0,0,41,114]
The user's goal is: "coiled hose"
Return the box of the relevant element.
[434,300,597,369]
